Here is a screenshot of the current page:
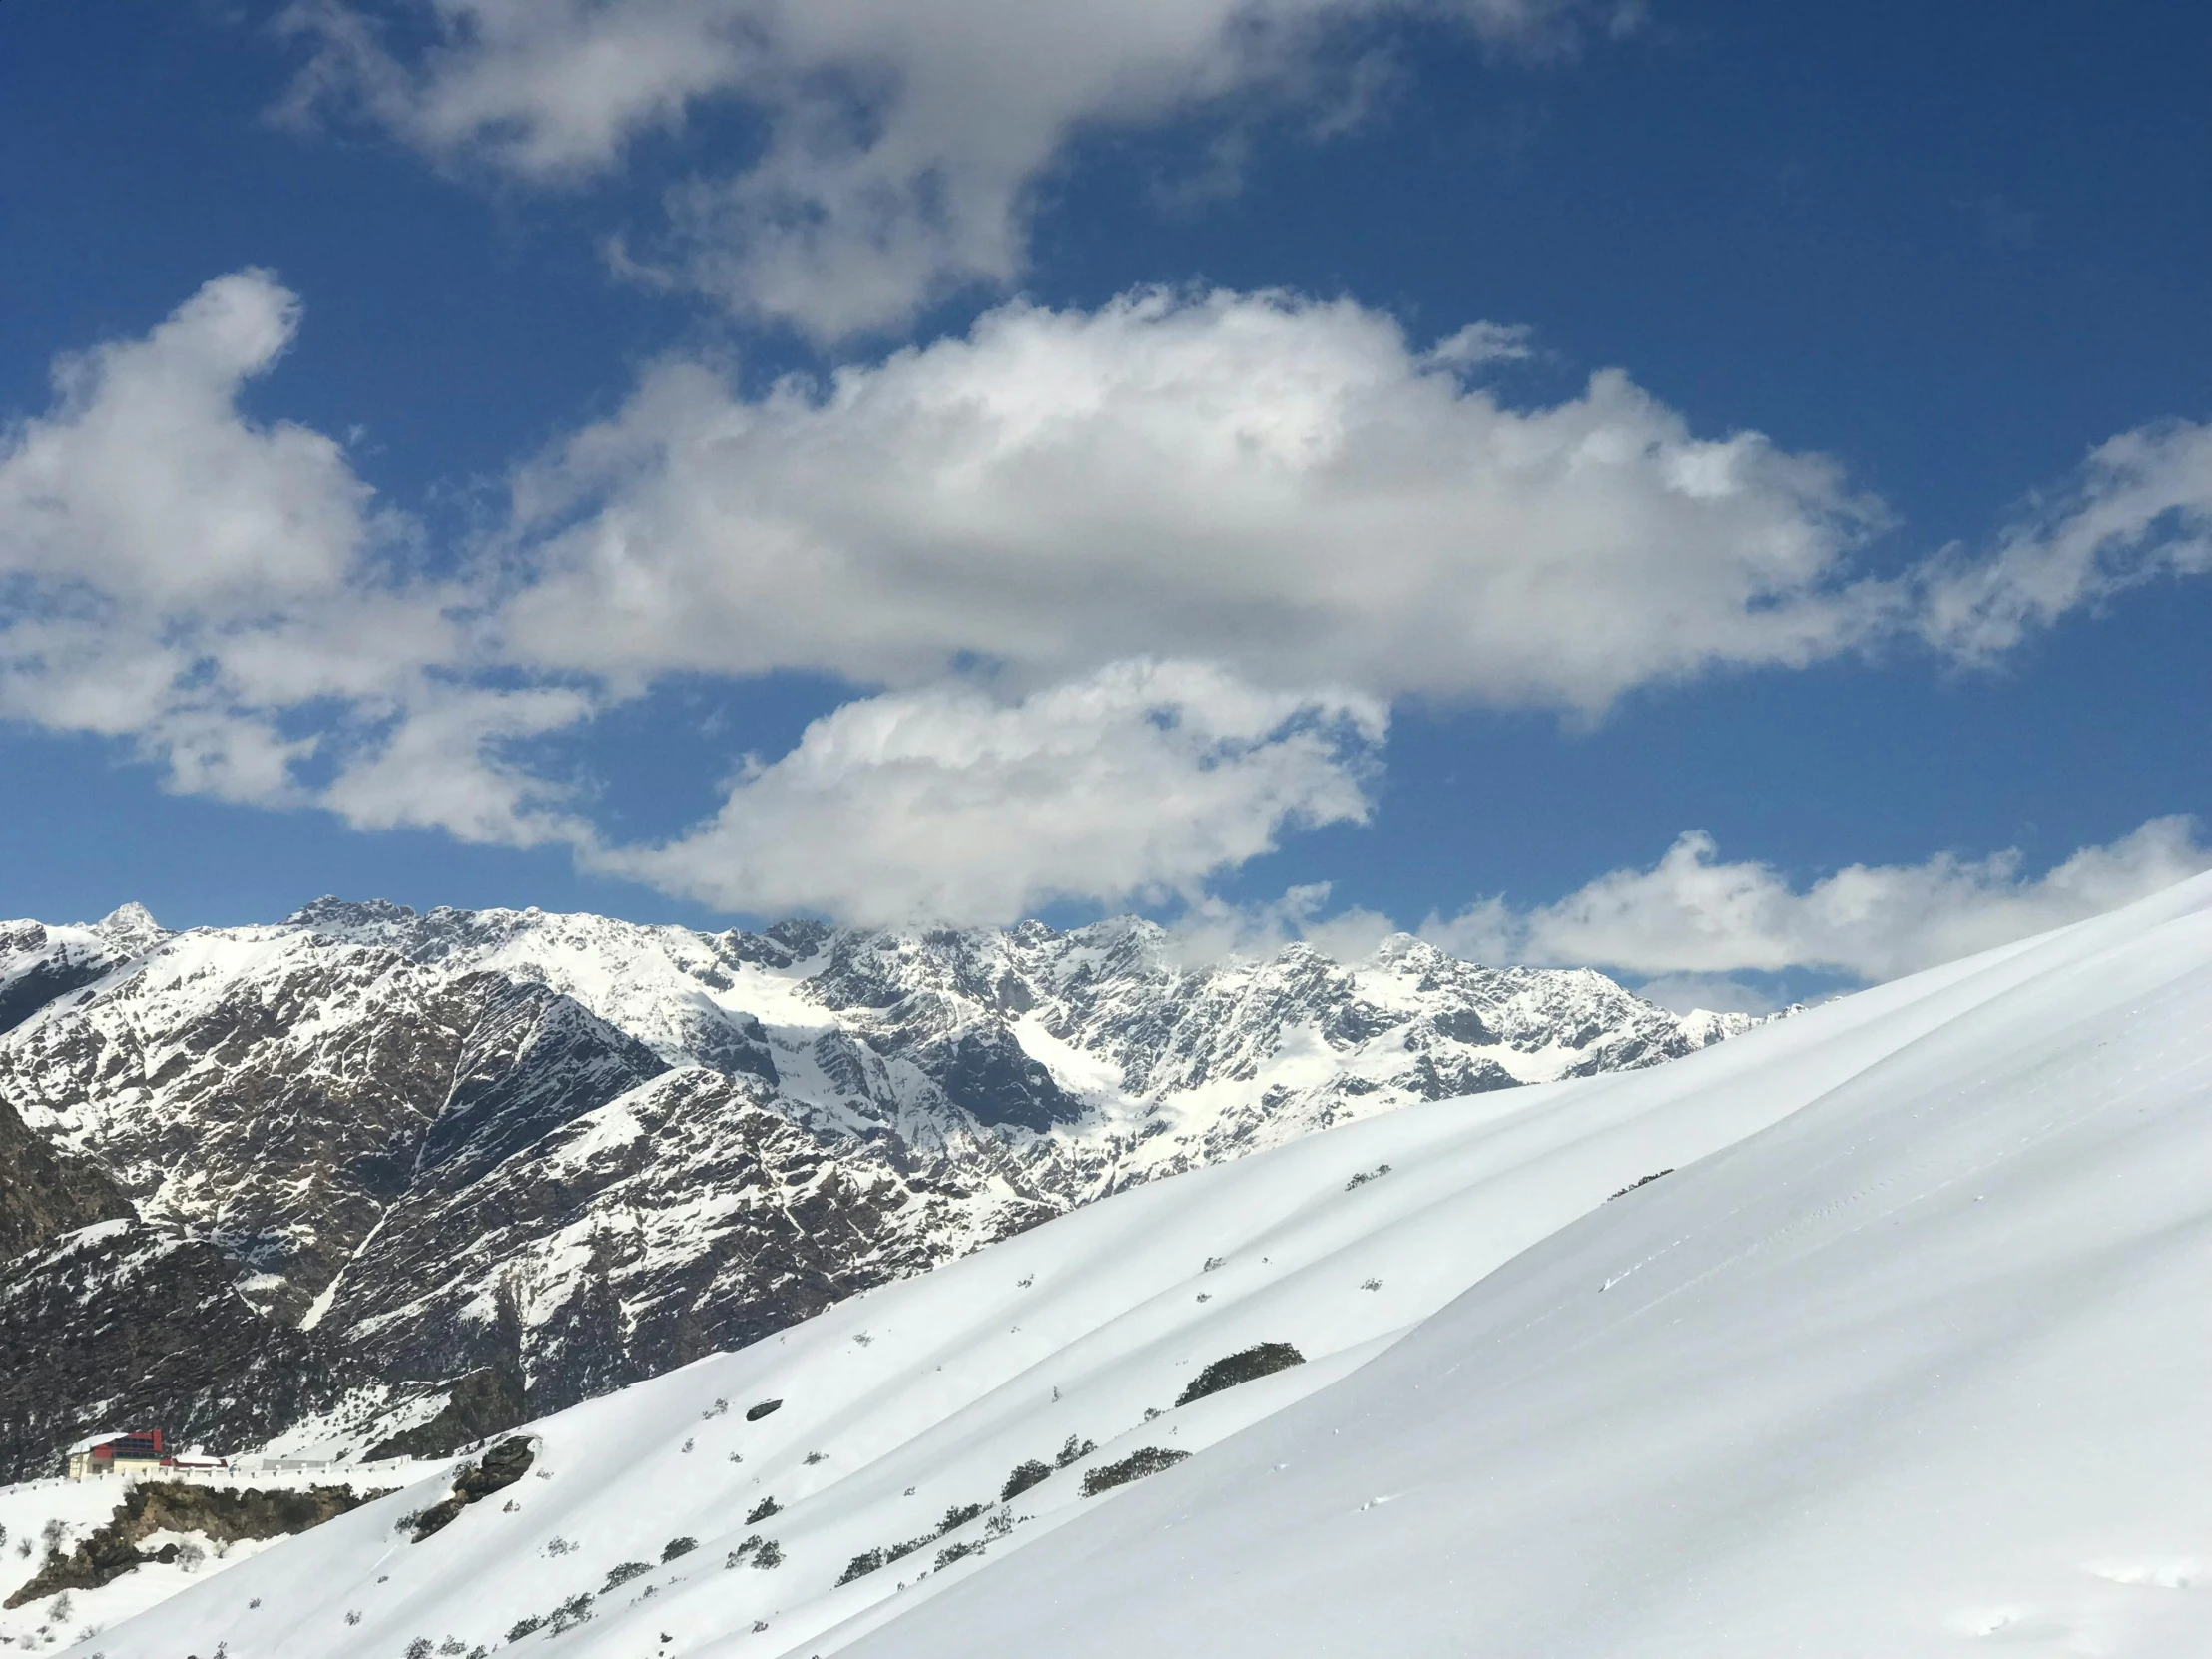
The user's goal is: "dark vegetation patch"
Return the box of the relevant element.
[602,1560,651,1591]
[1174,1342,1306,1407]
[1609,1168,1674,1199]
[999,1459,1051,1501]
[745,1398,783,1421]
[1079,1447,1190,1497]
[836,1501,1004,1585]
[661,1535,696,1561]
[744,1495,780,1524]
[1052,1433,1096,1467]
[4,1480,390,1606]
[405,1436,535,1541]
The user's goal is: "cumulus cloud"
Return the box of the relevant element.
[1425,817,2212,982]
[590,663,1384,924]
[501,287,1888,710]
[277,0,1635,336]
[0,272,585,842]
[7,272,2212,930]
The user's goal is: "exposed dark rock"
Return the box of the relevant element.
[0,1221,353,1484]
[0,1092,133,1262]
[406,1436,535,1541]
[5,1480,387,1606]
[363,1364,527,1461]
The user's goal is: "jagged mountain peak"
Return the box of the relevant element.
[0,894,1761,1479]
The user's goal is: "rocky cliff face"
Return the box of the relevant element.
[0,899,1756,1476]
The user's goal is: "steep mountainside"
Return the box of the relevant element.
[0,898,1753,1475]
[49,872,2211,1659]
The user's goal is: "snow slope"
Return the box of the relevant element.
[51,872,2212,1659]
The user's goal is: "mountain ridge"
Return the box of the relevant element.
[0,895,1757,1477]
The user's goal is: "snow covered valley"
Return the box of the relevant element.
[17,870,2212,1657]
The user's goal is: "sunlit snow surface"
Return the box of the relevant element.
[60,873,2212,1658]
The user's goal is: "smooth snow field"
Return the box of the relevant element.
[51,872,2212,1659]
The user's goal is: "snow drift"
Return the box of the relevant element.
[52,872,2212,1658]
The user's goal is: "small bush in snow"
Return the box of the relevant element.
[1000,1459,1051,1501]
[405,1639,433,1659]
[1361,1278,1382,1291]
[1053,1434,1096,1468]
[544,1535,577,1556]
[506,1614,544,1640]
[1080,1447,1191,1498]
[681,1437,695,1453]
[752,1540,784,1569]
[744,1398,782,1421]
[725,1535,764,1568]
[661,1535,697,1561]
[933,1539,981,1570]
[983,1509,1016,1540]
[837,1549,886,1585]
[50,1593,74,1622]
[1176,1342,1307,1406]
[546,1592,594,1634]
[602,1561,650,1591]
[938,1502,985,1534]
[345,1610,363,1625]
[803,1450,827,1465]
[853,1331,873,1346]
[703,1398,729,1418]
[744,1496,780,1524]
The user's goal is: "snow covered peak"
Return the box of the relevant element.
[54,871,2212,1659]
[90,901,166,950]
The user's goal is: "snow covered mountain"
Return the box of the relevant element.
[0,898,1750,1478]
[37,870,2210,1659]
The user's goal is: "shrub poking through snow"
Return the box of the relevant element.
[1609,1168,1674,1200]
[938,1502,985,1534]
[1080,1447,1191,1497]
[803,1451,827,1464]
[546,1592,594,1633]
[745,1399,783,1421]
[1175,1342,1306,1406]
[837,1549,886,1585]
[602,1561,650,1591]
[752,1540,785,1569]
[505,1615,543,1641]
[1052,1434,1096,1468]
[934,1539,981,1569]
[661,1536,696,1561]
[744,1496,780,1525]
[725,1534,765,1568]
[1000,1459,1052,1500]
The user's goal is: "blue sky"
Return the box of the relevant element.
[1,0,2207,1007]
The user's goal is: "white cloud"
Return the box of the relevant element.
[590,661,1384,925]
[278,0,1633,337]
[1917,419,2212,658]
[7,272,2211,931]
[1425,817,2212,982]
[501,287,1889,711]
[0,272,577,843]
